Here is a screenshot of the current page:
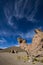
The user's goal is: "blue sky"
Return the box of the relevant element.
[0,0,43,48]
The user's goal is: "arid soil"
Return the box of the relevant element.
[0,52,43,65]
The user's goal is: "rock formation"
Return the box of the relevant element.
[17,29,43,61]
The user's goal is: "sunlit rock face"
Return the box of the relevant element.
[17,29,43,56]
[32,29,43,50]
[17,38,27,50]
[31,29,43,56]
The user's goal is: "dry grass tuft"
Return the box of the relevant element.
[16,56,29,62]
[40,59,43,63]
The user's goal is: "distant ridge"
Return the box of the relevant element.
[0,46,25,53]
[0,49,3,50]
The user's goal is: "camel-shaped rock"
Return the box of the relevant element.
[17,29,43,62]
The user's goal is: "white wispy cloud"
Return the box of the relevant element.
[14,44,20,47]
[0,30,13,37]
[4,2,17,29]
[26,0,40,22]
[18,29,35,39]
[8,16,18,29]
[4,6,18,29]
[8,16,13,26]
[4,0,40,23]
[0,38,7,44]
[0,46,7,49]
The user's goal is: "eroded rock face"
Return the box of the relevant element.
[31,29,43,51]
[17,29,43,56]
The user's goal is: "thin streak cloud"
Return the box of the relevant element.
[0,38,7,44]
[4,0,40,22]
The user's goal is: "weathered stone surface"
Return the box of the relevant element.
[17,29,43,57]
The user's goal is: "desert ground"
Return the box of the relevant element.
[0,52,43,65]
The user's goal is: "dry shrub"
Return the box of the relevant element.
[33,58,39,62]
[40,59,43,63]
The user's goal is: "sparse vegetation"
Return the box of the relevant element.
[16,55,43,63]
[32,62,35,64]
[22,56,29,62]
[17,56,29,62]
[40,59,43,63]
[33,58,39,62]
